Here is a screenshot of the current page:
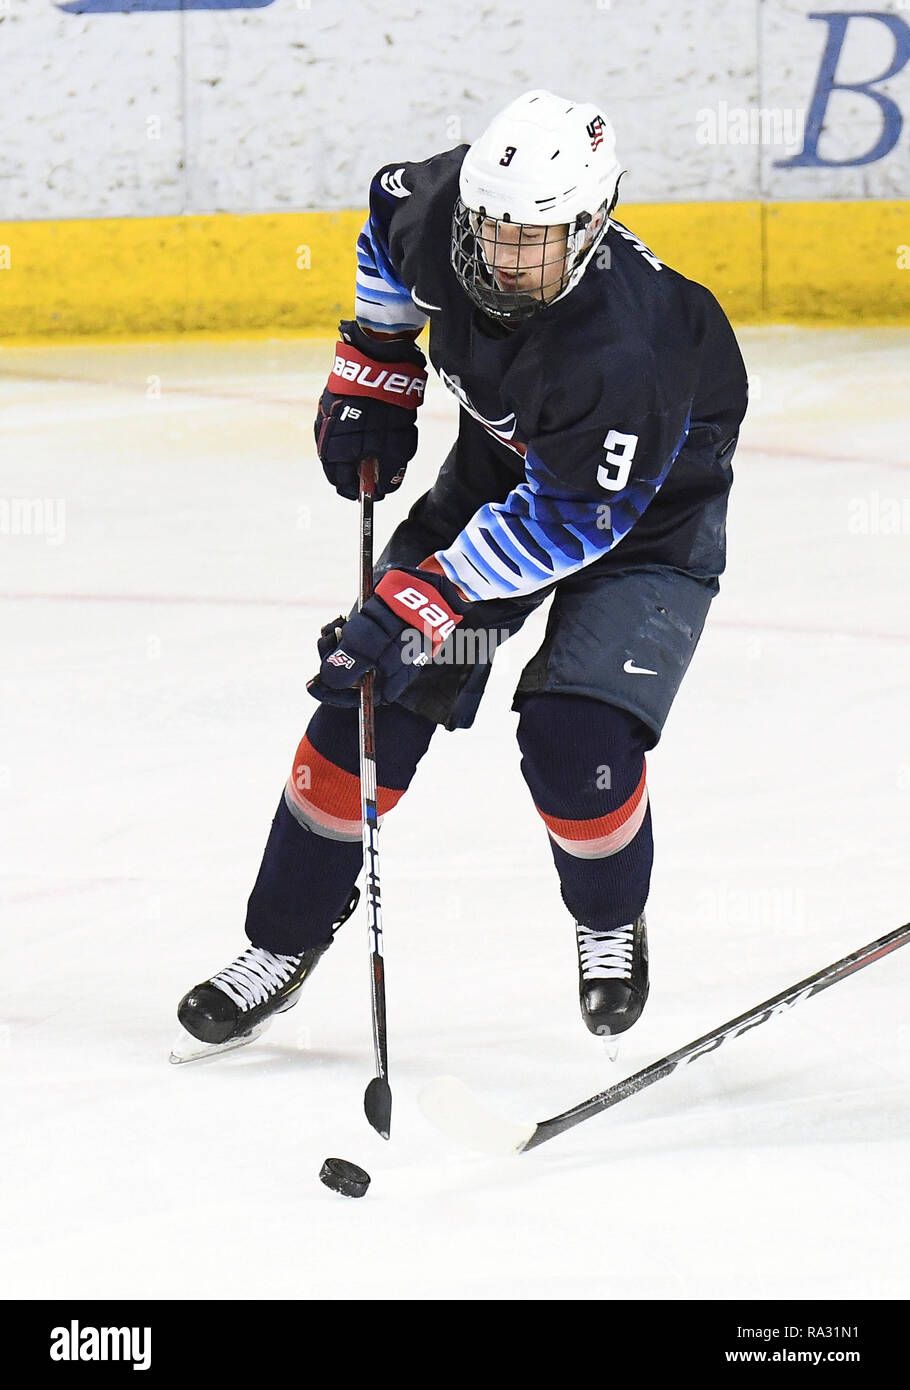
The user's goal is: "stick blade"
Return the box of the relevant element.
[418,1075,536,1155]
[364,1076,392,1139]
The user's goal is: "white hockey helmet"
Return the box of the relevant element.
[451,90,625,325]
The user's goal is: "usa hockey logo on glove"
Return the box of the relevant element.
[326,650,356,670]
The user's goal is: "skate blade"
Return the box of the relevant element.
[168,1017,272,1065]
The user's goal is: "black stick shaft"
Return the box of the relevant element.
[358,458,391,1139]
[522,920,910,1152]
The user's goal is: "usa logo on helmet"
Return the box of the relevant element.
[586,116,606,151]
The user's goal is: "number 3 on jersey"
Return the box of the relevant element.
[597,430,638,491]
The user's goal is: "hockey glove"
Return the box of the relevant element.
[308,566,466,708]
[314,321,428,501]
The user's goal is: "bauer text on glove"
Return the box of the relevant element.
[307,567,467,707]
[313,320,428,501]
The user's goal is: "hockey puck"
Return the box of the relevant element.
[318,1157,371,1199]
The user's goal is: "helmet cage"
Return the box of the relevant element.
[451,196,611,327]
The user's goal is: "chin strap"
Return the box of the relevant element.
[551,195,619,307]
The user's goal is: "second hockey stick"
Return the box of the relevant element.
[357,458,392,1140]
[420,920,910,1154]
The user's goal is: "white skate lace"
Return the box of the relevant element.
[212,947,303,1012]
[576,922,634,981]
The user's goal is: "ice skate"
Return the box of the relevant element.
[169,888,359,1064]
[575,913,649,1037]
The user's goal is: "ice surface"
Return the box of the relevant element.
[1,328,908,1299]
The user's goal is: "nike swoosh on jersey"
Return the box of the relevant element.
[623,659,658,675]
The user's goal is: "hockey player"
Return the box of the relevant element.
[175,90,748,1058]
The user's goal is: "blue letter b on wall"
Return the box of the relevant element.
[776,11,910,168]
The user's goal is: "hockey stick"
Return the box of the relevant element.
[358,458,392,1140]
[420,920,910,1155]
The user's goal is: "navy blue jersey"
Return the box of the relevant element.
[354,146,748,602]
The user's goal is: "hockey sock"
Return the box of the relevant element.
[245,701,436,953]
[516,693,653,932]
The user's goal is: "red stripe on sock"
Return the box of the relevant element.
[536,762,647,843]
[287,735,405,825]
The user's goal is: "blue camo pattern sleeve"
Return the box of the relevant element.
[354,166,429,334]
[432,412,691,601]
